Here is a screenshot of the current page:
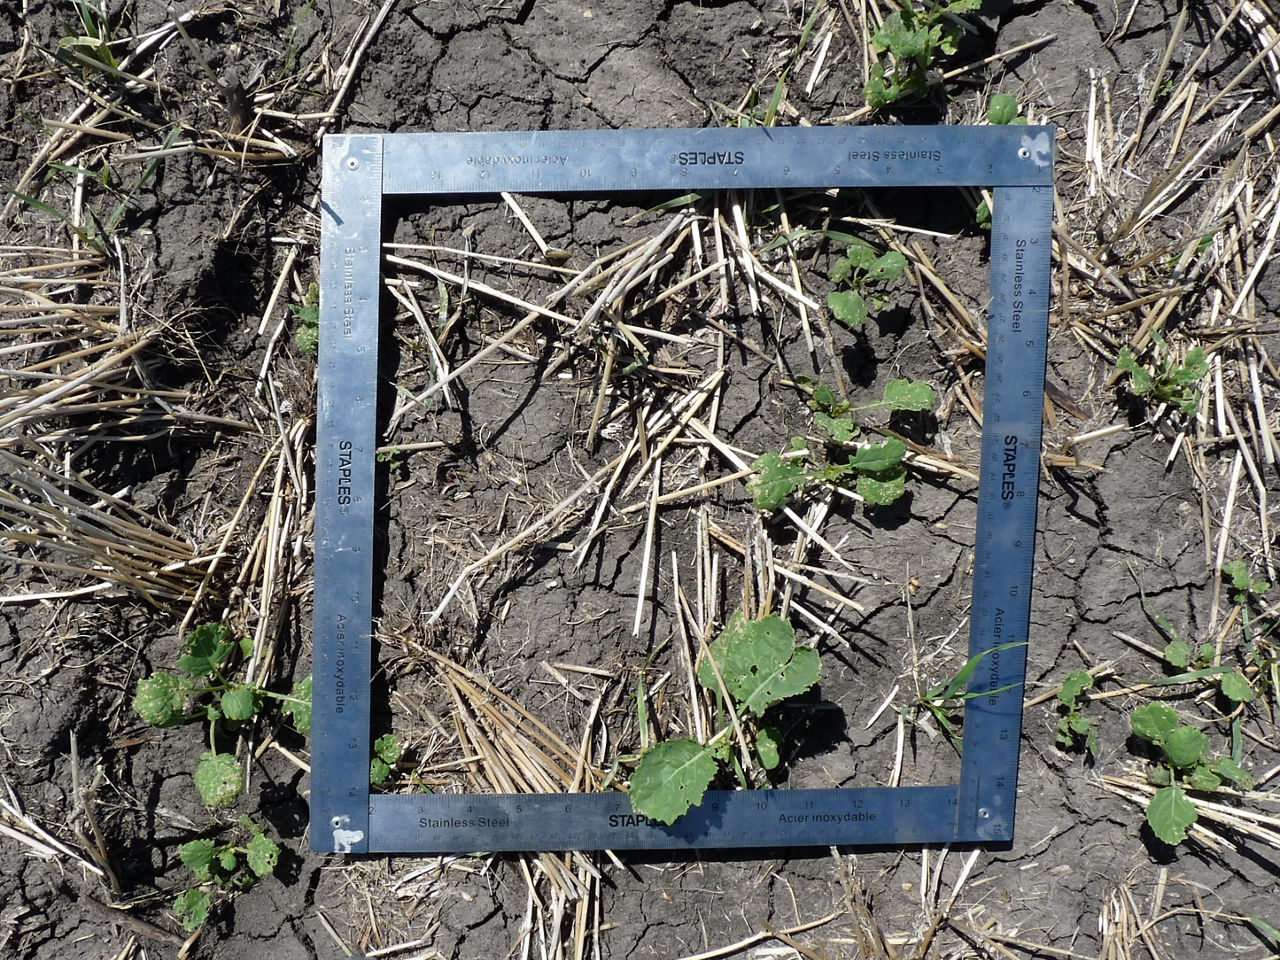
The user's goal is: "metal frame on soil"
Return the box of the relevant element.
[311,126,1054,854]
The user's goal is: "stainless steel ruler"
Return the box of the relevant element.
[313,126,1054,854]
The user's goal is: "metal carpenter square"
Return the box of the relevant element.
[312,126,1054,854]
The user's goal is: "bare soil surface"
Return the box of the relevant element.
[2,1,1279,959]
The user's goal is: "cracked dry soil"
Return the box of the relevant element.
[2,0,1279,958]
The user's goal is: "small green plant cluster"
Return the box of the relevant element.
[291,282,321,355]
[863,0,980,108]
[827,239,907,329]
[1055,669,1097,755]
[370,733,402,786]
[1115,331,1208,416]
[907,641,1025,743]
[59,0,116,71]
[1223,559,1270,605]
[133,624,311,928]
[748,378,935,511]
[174,816,282,929]
[1130,702,1253,845]
[629,613,818,824]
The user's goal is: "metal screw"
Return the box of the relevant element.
[978,807,991,819]
[1017,148,1030,160]
[347,157,360,170]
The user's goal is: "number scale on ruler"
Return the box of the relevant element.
[313,126,1054,854]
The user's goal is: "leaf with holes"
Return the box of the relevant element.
[629,738,719,824]
[173,889,210,931]
[881,379,935,412]
[748,451,806,511]
[134,672,192,728]
[246,830,280,878]
[828,289,868,328]
[697,613,819,717]
[193,752,243,807]
[856,467,906,506]
[284,675,312,735]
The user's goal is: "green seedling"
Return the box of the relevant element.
[59,0,117,70]
[906,642,1026,744]
[174,815,281,931]
[291,282,321,355]
[133,623,313,806]
[1157,619,1253,705]
[629,612,818,824]
[864,0,981,108]
[986,93,1028,126]
[1055,669,1096,755]
[1115,331,1208,416]
[1223,559,1270,606]
[747,377,935,510]
[370,733,403,786]
[1129,702,1254,845]
[827,238,908,329]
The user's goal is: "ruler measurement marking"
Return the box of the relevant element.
[312,127,1053,853]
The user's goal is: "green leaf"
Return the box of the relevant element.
[1186,764,1221,791]
[856,466,906,506]
[1146,784,1197,845]
[374,733,402,764]
[178,623,236,677]
[881,379,935,411]
[370,757,391,786]
[1177,346,1208,384]
[173,889,210,931]
[814,411,857,443]
[756,726,782,770]
[696,613,819,716]
[178,839,217,882]
[866,251,907,282]
[928,642,1027,702]
[809,380,840,411]
[1162,725,1209,770]
[284,675,312,735]
[1130,702,1179,743]
[828,290,868,328]
[986,94,1019,125]
[747,451,806,511]
[1163,638,1191,668]
[218,850,238,872]
[1248,917,1280,948]
[846,438,907,474]
[194,752,243,807]
[1219,670,1253,703]
[133,673,192,728]
[1057,669,1093,707]
[629,738,719,824]
[975,199,991,229]
[1116,347,1153,394]
[220,686,257,721]
[1209,756,1254,789]
[843,238,879,270]
[828,256,854,285]
[1223,559,1250,591]
[246,830,280,877]
[1147,765,1172,786]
